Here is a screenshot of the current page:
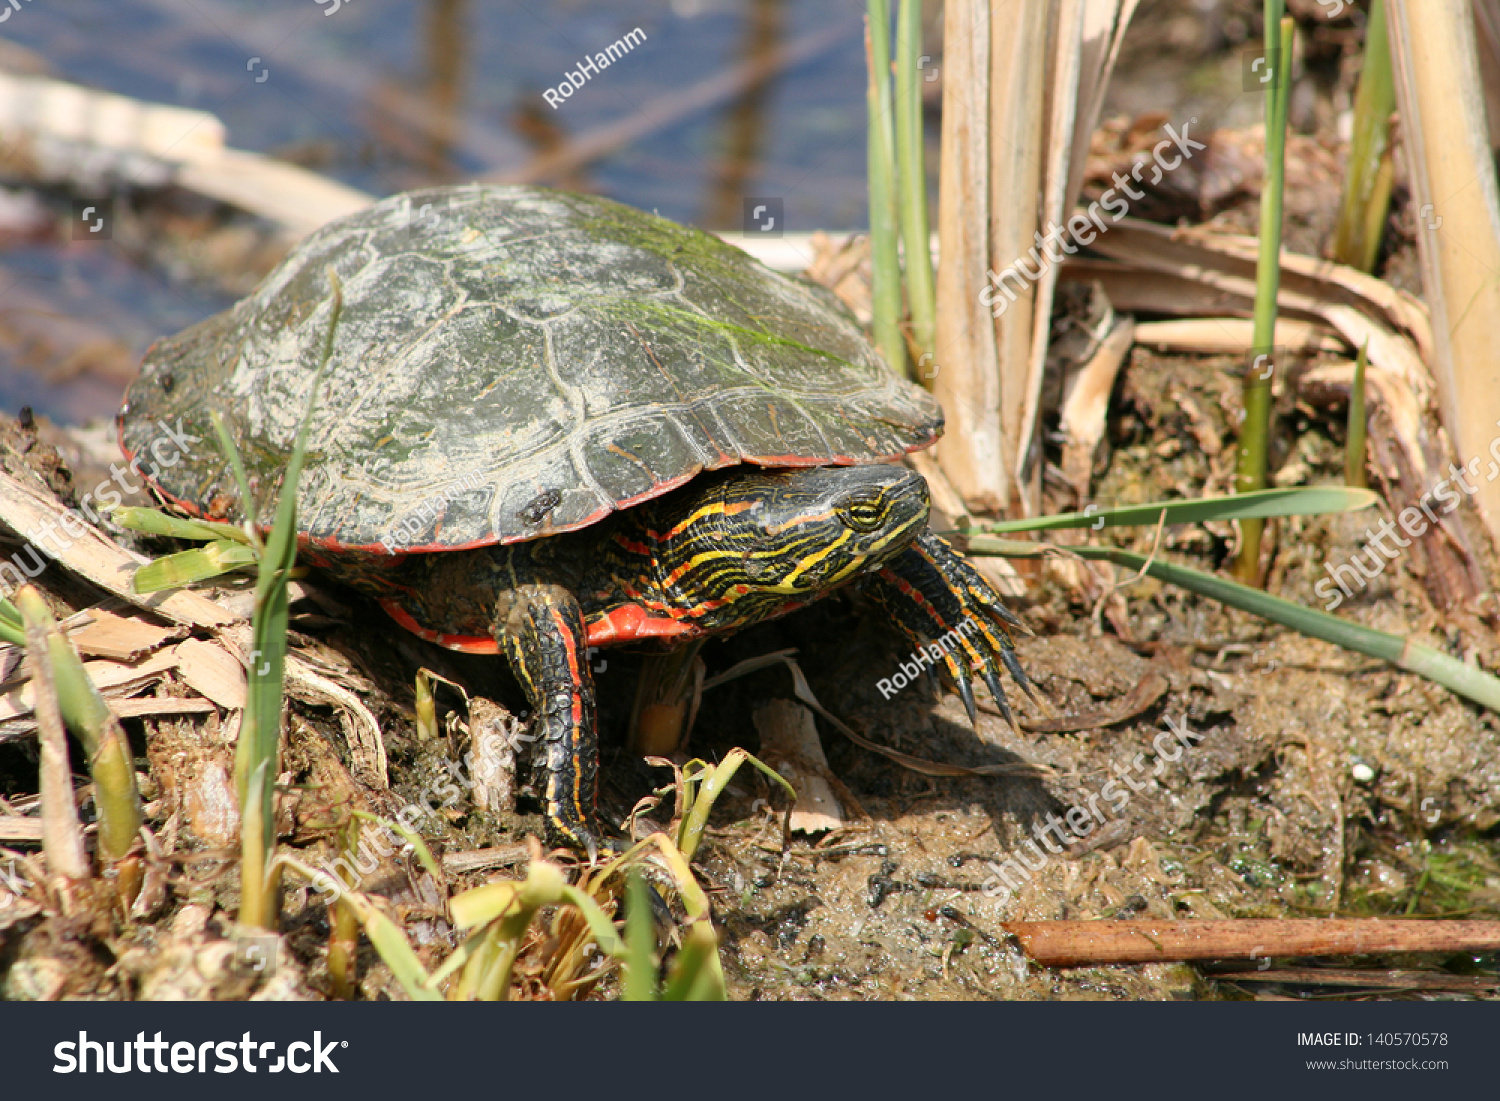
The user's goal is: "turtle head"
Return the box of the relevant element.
[709,464,930,595]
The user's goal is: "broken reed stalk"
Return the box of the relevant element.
[16,587,142,888]
[893,0,935,370]
[864,1,907,377]
[1234,7,1294,584]
[23,592,90,882]
[1346,340,1369,488]
[414,669,437,740]
[1386,0,1500,551]
[1003,918,1500,967]
[1331,0,1395,272]
[326,818,361,999]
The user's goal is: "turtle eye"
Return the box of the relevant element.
[838,492,888,533]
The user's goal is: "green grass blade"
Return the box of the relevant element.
[237,268,343,930]
[622,869,659,1001]
[238,759,274,927]
[976,486,1376,534]
[661,922,726,1002]
[1346,340,1369,488]
[894,0,934,369]
[131,541,259,593]
[966,538,1500,711]
[110,507,253,545]
[1235,8,1294,582]
[865,1,906,377]
[557,884,627,959]
[1331,0,1395,272]
[209,410,258,532]
[362,905,444,1001]
[677,747,795,862]
[15,587,142,863]
[0,596,23,647]
[449,880,520,930]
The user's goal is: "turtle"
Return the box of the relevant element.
[119,184,1033,856]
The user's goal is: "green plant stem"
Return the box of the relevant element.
[237,270,342,930]
[865,1,906,377]
[676,748,795,863]
[15,587,142,865]
[623,870,658,1001]
[1234,8,1294,583]
[1331,0,1395,272]
[894,0,934,372]
[966,539,1500,712]
[0,596,22,646]
[976,485,1375,534]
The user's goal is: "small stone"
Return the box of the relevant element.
[1351,762,1376,783]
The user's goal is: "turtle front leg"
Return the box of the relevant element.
[866,531,1036,727]
[493,583,603,858]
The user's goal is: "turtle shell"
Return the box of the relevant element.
[120,185,942,553]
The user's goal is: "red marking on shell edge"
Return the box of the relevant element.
[117,430,188,509]
[381,599,499,654]
[586,603,699,644]
[117,413,935,553]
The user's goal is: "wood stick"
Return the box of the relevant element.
[1002,919,1500,966]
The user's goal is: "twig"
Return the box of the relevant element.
[1002,918,1500,967]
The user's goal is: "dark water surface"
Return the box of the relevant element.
[0,0,877,422]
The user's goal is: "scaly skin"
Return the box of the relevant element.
[867,531,1035,727]
[321,465,1029,854]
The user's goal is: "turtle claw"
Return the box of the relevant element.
[1000,646,1038,705]
[869,531,1032,729]
[954,665,979,729]
[981,665,1014,727]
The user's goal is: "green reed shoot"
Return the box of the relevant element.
[968,486,1500,712]
[14,587,143,876]
[1234,7,1295,584]
[894,0,935,370]
[1331,0,1395,273]
[866,0,907,378]
[237,270,342,929]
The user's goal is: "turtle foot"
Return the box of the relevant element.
[868,531,1036,729]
